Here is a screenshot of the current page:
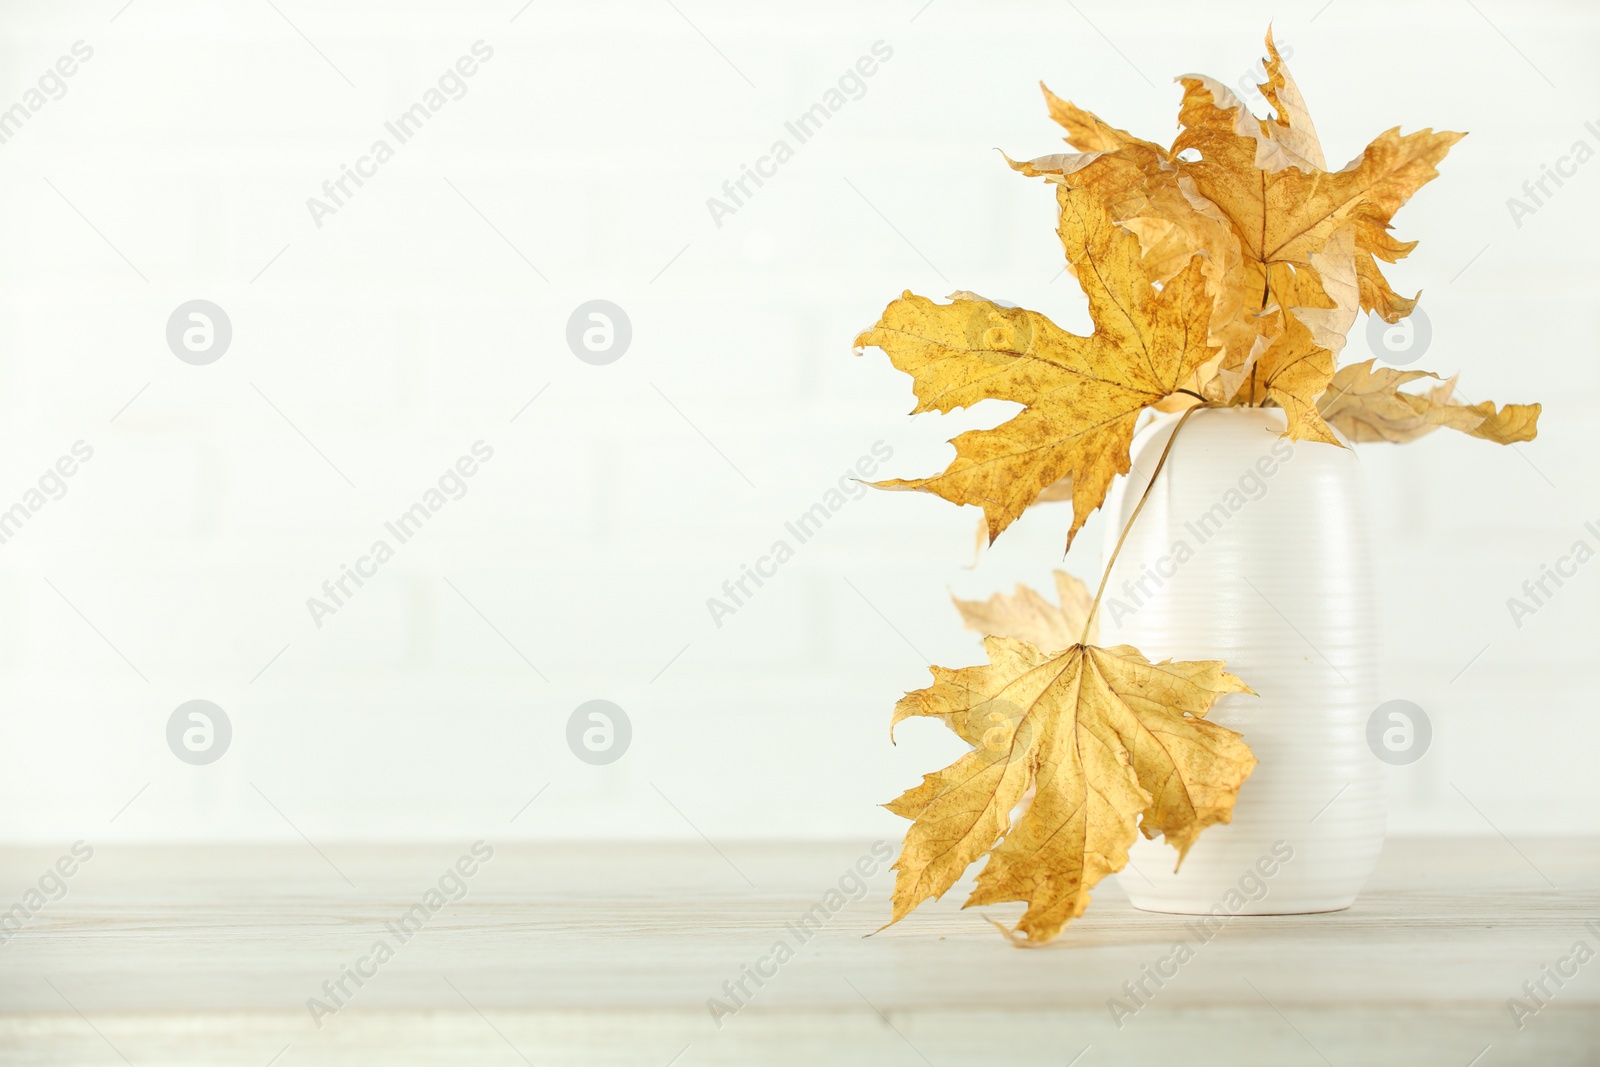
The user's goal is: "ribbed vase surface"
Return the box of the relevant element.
[1101,407,1384,914]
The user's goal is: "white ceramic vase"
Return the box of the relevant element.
[1100,406,1384,914]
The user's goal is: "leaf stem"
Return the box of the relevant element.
[1080,405,1203,645]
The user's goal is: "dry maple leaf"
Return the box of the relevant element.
[854,188,1215,549]
[1008,92,1252,396]
[964,479,1078,566]
[952,570,1097,651]
[1248,314,1340,444]
[1011,30,1461,431]
[886,638,1255,944]
[1319,359,1541,443]
[1171,32,1463,404]
[1252,29,1326,173]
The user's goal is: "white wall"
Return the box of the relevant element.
[0,0,1594,844]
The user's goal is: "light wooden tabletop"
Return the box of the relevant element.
[1,837,1596,1066]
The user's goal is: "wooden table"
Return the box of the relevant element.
[2,838,1596,1065]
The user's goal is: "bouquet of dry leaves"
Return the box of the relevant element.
[854,30,1539,945]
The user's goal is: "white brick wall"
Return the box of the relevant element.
[0,0,1595,845]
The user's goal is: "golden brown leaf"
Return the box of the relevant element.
[1002,32,1460,421]
[1012,94,1248,335]
[1173,36,1463,335]
[1292,223,1360,359]
[1040,83,1161,155]
[1253,29,1326,172]
[854,189,1216,548]
[1012,81,1298,402]
[886,639,1255,944]
[1318,359,1541,443]
[1249,315,1341,445]
[1034,475,1074,503]
[952,571,1097,651]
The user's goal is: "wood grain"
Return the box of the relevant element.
[1,837,1596,1065]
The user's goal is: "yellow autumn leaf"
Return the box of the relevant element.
[968,475,1077,563]
[1252,29,1326,173]
[1319,359,1541,443]
[1001,30,1464,438]
[854,188,1216,549]
[1039,82,1160,155]
[1018,35,1447,403]
[1172,31,1463,399]
[952,570,1097,651]
[1011,90,1255,388]
[1249,314,1341,445]
[1011,61,1328,421]
[1035,475,1074,503]
[886,638,1255,944]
